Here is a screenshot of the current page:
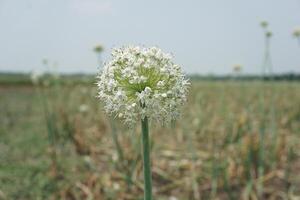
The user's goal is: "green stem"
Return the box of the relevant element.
[141,117,152,200]
[109,118,124,163]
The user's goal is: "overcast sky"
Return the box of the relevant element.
[0,0,300,74]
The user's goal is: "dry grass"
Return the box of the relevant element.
[0,80,299,200]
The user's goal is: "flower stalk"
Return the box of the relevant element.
[96,45,189,200]
[141,116,152,200]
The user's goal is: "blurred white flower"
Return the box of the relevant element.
[112,152,118,162]
[83,155,92,164]
[293,27,300,38]
[79,104,89,113]
[233,64,242,73]
[30,70,44,84]
[266,31,273,38]
[97,45,190,125]
[113,183,120,191]
[260,21,268,29]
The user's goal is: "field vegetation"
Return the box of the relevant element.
[0,75,299,199]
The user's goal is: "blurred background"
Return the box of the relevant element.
[1,0,300,75]
[0,0,299,199]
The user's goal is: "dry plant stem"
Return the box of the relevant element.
[109,118,135,187]
[97,54,102,69]
[258,78,266,198]
[35,85,59,176]
[210,131,218,199]
[257,32,272,197]
[109,118,124,164]
[185,121,200,200]
[141,116,152,200]
[264,34,277,170]
[262,36,273,78]
[269,77,278,170]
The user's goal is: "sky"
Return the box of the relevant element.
[0,0,300,75]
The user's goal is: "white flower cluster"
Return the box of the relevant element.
[293,27,300,38]
[30,70,44,84]
[97,46,189,125]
